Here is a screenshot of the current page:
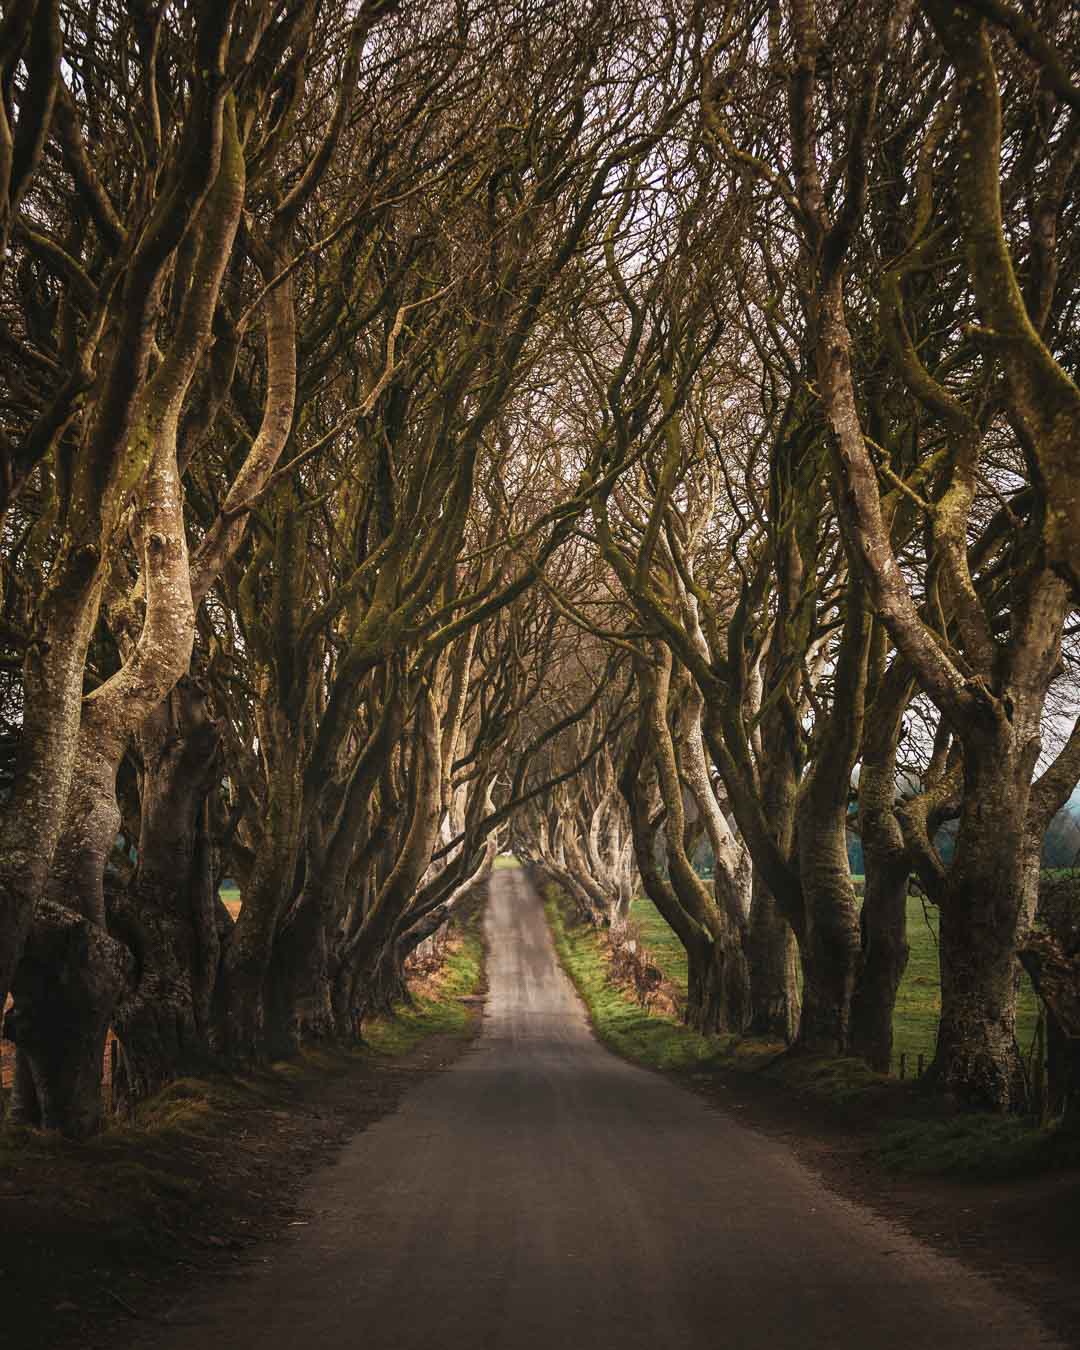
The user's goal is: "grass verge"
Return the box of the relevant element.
[544,881,1077,1179]
[362,893,487,1056]
[545,887,765,1074]
[872,1114,1080,1178]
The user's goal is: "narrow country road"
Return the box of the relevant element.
[145,869,1061,1349]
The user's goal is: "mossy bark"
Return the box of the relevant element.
[109,680,223,1106]
[7,901,132,1138]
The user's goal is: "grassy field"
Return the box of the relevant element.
[628,897,688,987]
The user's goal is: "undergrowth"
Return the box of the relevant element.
[873,1116,1080,1179]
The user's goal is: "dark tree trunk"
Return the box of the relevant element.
[850,855,910,1073]
[14,721,131,1133]
[852,641,914,1072]
[7,900,132,1137]
[8,1037,41,1127]
[929,738,1034,1111]
[361,942,411,1018]
[746,878,799,1041]
[1063,1034,1080,1137]
[931,892,1026,1109]
[222,742,304,1061]
[110,682,222,1106]
[685,930,750,1036]
[265,888,335,1057]
[794,825,862,1057]
[330,959,360,1040]
[1045,1013,1079,1131]
[1020,927,1080,1128]
[0,543,103,1022]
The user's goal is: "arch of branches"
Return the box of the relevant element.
[1,0,1079,1138]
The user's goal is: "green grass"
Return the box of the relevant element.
[890,890,942,1071]
[892,893,1039,1072]
[872,1114,1080,1179]
[628,896,689,988]
[545,884,1075,1178]
[630,888,1039,1077]
[362,910,486,1056]
[545,889,761,1073]
[493,854,520,870]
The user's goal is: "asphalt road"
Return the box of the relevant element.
[145,867,1061,1349]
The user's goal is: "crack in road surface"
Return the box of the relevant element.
[142,869,1062,1349]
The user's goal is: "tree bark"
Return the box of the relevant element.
[850,857,910,1072]
[7,900,132,1137]
[345,688,443,1016]
[108,679,222,1104]
[222,732,305,1060]
[746,877,800,1042]
[927,732,1032,1108]
[685,931,749,1036]
[265,888,335,1056]
[1019,930,1080,1132]
[795,829,862,1057]
[851,648,914,1071]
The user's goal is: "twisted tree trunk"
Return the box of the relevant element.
[7,901,132,1137]
[109,679,223,1106]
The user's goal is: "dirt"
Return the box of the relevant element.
[0,1018,482,1350]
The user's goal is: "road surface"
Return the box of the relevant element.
[145,867,1061,1349]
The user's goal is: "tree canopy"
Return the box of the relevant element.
[1,0,1079,1136]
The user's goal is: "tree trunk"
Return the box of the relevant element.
[222,756,304,1061]
[851,643,914,1073]
[265,888,335,1057]
[109,681,222,1105]
[1019,929,1080,1129]
[0,546,102,1021]
[343,689,443,985]
[746,878,800,1041]
[330,959,360,1041]
[362,942,411,1018]
[7,901,132,1137]
[10,722,130,1136]
[795,827,862,1057]
[932,892,1026,1109]
[929,736,1034,1111]
[685,931,750,1036]
[850,853,910,1073]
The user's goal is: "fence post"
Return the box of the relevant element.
[899,1052,906,1080]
